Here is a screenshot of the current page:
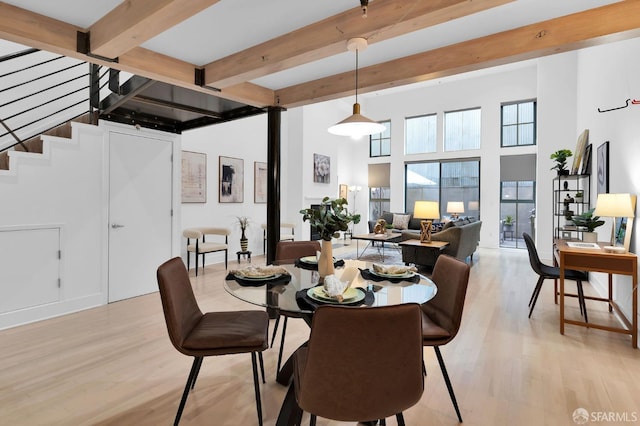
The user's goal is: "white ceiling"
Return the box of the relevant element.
[2,0,621,93]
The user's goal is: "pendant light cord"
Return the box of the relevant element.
[355,48,359,104]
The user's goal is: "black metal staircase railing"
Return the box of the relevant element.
[0,48,104,154]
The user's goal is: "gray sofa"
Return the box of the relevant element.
[367,211,422,233]
[400,218,482,268]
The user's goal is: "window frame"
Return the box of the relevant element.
[500,99,537,147]
[369,120,391,158]
[443,107,481,152]
[405,113,437,155]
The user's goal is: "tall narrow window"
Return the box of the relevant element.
[405,114,437,154]
[501,100,536,147]
[370,120,391,157]
[444,108,481,151]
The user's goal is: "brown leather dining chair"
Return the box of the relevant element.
[293,304,424,425]
[271,240,321,375]
[157,257,269,425]
[421,254,471,423]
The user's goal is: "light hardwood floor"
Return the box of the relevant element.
[1,247,639,425]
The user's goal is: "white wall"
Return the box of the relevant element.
[575,37,640,324]
[0,121,180,329]
[363,64,539,248]
[181,115,269,262]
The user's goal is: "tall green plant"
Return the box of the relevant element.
[300,197,360,241]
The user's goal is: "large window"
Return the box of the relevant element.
[369,120,391,157]
[405,159,480,219]
[501,100,536,147]
[500,180,535,248]
[444,108,481,151]
[405,114,436,154]
[369,187,390,220]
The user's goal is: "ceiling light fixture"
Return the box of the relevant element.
[328,37,385,139]
[360,0,369,18]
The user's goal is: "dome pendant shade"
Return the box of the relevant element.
[328,37,384,138]
[328,103,386,137]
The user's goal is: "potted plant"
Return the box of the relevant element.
[236,216,250,252]
[300,197,360,279]
[385,223,394,235]
[572,208,605,243]
[574,191,584,203]
[550,149,573,175]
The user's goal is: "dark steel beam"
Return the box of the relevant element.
[266,106,285,266]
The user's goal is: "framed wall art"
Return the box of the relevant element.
[219,156,244,203]
[313,153,330,183]
[254,161,267,203]
[181,151,207,203]
[580,143,592,175]
[571,129,588,175]
[597,141,609,194]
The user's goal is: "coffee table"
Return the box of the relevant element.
[352,232,402,262]
[399,239,449,268]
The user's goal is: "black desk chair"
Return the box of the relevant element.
[523,232,588,321]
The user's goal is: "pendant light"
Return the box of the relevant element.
[328,37,385,138]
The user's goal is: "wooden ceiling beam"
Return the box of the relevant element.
[89,0,220,59]
[276,1,640,108]
[203,0,512,88]
[0,2,274,107]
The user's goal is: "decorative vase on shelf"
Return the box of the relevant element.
[318,239,334,280]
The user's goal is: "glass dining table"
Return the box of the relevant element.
[224,258,437,426]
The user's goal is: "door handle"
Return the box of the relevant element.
[111,224,125,229]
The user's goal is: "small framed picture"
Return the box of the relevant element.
[219,156,244,203]
[597,141,609,194]
[254,161,267,203]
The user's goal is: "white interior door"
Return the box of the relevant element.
[108,132,172,302]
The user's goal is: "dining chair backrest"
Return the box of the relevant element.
[295,304,424,422]
[523,232,545,275]
[157,257,203,355]
[423,254,470,339]
[275,240,320,265]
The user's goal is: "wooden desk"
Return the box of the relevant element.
[554,239,638,348]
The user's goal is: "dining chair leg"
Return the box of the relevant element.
[434,346,463,423]
[258,352,265,384]
[422,360,427,377]
[276,316,289,376]
[251,352,263,426]
[271,314,281,348]
[528,276,545,318]
[396,413,406,426]
[577,281,588,323]
[528,276,544,307]
[309,414,317,426]
[175,356,202,426]
[190,356,204,390]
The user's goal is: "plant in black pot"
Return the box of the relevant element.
[550,149,573,175]
[572,208,605,243]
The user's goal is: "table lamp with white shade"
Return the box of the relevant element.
[593,193,636,252]
[414,201,440,243]
[447,201,465,220]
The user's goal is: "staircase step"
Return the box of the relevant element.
[0,114,93,170]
